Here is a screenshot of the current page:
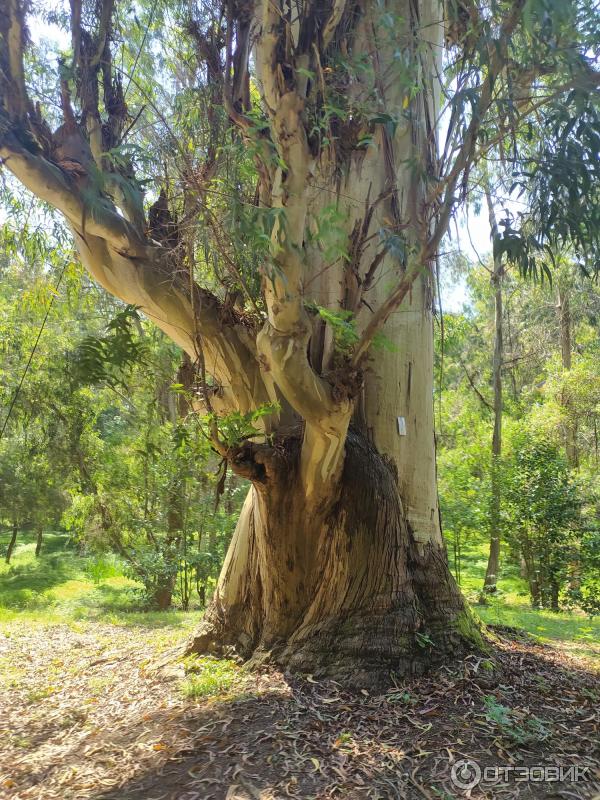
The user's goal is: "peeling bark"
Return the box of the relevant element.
[190,431,483,685]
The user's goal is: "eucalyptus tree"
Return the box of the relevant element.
[480,183,504,598]
[1,0,597,681]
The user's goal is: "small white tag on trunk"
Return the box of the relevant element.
[397,416,407,436]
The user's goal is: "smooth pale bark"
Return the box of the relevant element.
[301,0,444,549]
[362,283,441,548]
[73,230,271,417]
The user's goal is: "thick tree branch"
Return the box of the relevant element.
[0,132,270,418]
[0,134,147,256]
[251,0,353,500]
[0,0,277,453]
[3,0,29,118]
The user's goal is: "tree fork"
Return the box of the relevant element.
[3,0,533,684]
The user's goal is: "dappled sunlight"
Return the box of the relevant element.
[447,538,600,666]
[2,621,598,800]
[90,634,600,800]
[0,532,198,630]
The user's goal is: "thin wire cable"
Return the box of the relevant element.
[0,261,69,441]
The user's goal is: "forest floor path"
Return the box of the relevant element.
[0,620,599,800]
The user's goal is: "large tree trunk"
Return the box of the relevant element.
[190,431,482,685]
[188,0,484,682]
[0,0,492,684]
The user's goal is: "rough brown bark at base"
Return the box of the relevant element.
[189,431,485,686]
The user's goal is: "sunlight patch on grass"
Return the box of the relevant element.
[26,685,59,703]
[0,656,26,689]
[478,601,600,656]
[47,579,98,602]
[180,655,242,699]
[88,675,117,693]
[450,536,600,666]
[0,532,193,630]
[2,530,598,670]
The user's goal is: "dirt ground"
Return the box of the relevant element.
[0,622,598,800]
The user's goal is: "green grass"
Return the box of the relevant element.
[1,530,598,669]
[451,536,600,665]
[181,654,242,699]
[0,530,193,630]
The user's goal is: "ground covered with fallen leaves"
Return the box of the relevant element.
[0,621,598,800]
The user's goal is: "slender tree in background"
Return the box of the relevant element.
[4,524,18,565]
[481,182,503,598]
[556,273,579,468]
[436,252,600,614]
[1,0,598,681]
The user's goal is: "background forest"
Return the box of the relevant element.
[0,237,244,613]
[437,253,600,621]
[1,0,600,796]
[1,227,599,641]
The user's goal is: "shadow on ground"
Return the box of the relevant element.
[2,625,599,800]
[0,557,76,609]
[92,631,600,800]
